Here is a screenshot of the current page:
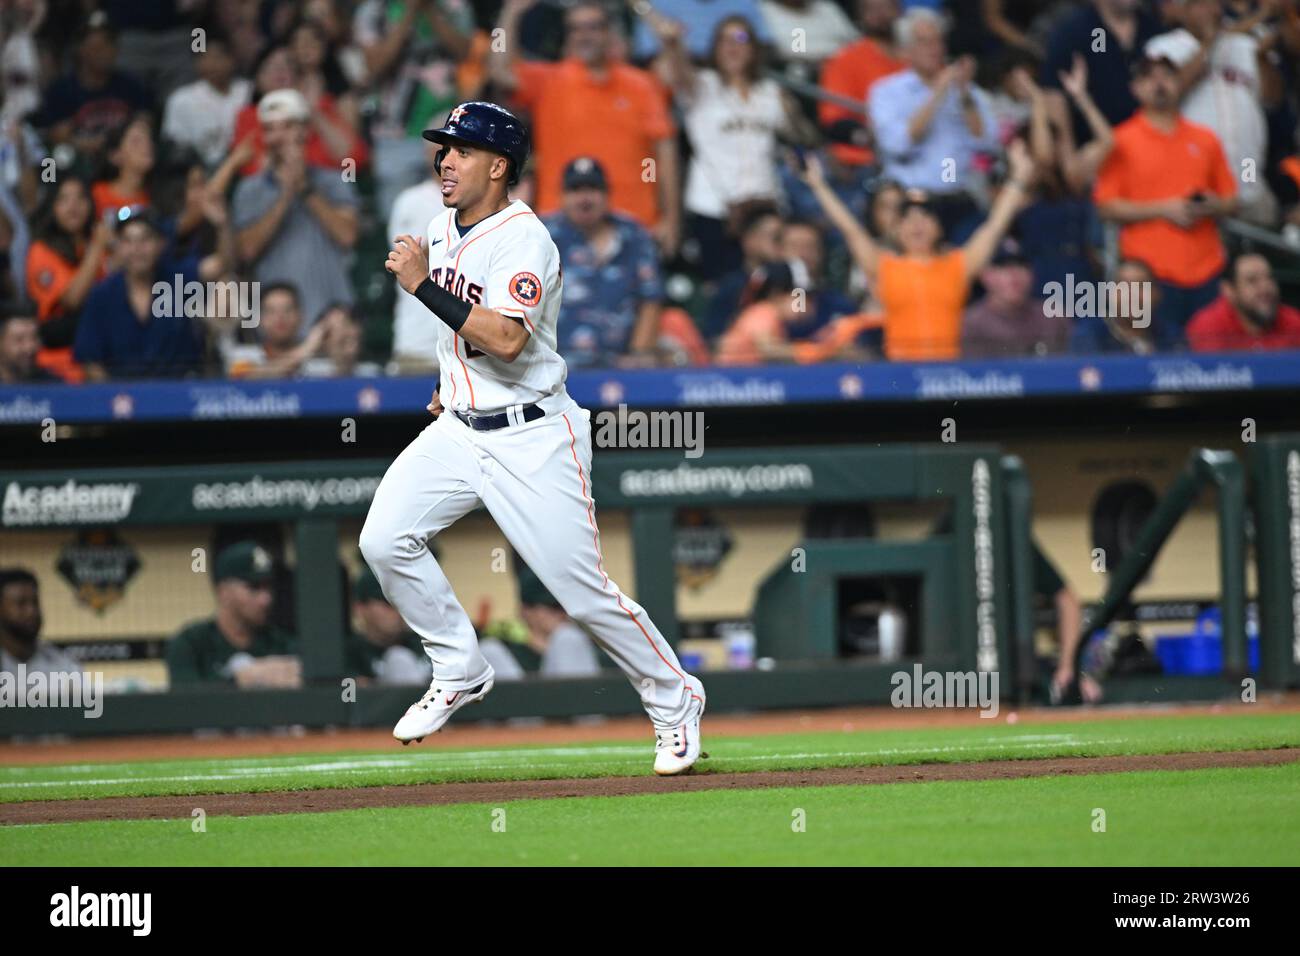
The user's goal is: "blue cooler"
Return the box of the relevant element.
[1159,608,1261,674]
[1154,633,1193,675]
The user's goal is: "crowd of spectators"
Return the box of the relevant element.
[2,0,1300,387]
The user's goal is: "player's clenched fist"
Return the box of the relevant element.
[426,389,443,417]
[385,234,430,295]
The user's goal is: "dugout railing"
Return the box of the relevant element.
[1072,437,1300,690]
[1074,449,1249,677]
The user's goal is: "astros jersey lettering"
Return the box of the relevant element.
[425,198,567,412]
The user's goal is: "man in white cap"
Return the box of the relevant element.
[232,88,361,332]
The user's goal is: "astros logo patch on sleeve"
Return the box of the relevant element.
[509,272,542,306]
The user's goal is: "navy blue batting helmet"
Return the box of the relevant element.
[423,101,530,187]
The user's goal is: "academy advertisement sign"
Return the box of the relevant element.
[618,462,815,500]
[0,464,388,528]
[2,480,141,526]
[191,475,382,512]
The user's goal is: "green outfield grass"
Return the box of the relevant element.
[3,762,1297,866]
[1,710,1296,803]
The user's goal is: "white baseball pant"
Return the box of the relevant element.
[359,395,704,728]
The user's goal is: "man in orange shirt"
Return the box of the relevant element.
[1093,52,1237,348]
[818,0,905,167]
[489,0,681,256]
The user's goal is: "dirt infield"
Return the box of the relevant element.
[3,748,1295,826]
[5,695,1298,767]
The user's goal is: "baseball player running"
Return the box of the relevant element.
[362,101,706,775]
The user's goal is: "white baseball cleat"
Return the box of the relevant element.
[653,695,706,776]
[393,677,494,744]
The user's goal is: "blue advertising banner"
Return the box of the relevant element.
[1,351,1297,425]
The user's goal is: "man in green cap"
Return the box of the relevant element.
[166,541,301,688]
[347,562,430,685]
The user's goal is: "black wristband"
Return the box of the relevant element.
[413,277,472,333]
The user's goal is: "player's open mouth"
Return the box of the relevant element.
[441,179,457,193]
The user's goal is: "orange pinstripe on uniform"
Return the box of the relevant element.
[562,413,703,705]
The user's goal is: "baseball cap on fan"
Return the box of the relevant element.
[112,204,166,236]
[990,236,1029,268]
[79,8,116,42]
[899,188,939,220]
[562,156,608,192]
[257,88,310,124]
[214,542,275,586]
[751,260,797,298]
[1135,31,1198,75]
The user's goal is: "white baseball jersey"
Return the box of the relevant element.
[424,198,568,413]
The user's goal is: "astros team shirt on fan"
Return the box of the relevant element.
[26,240,96,382]
[1093,113,1237,288]
[509,58,675,227]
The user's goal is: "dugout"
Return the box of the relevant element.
[623,445,1019,678]
[0,444,1027,736]
[6,436,1298,739]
